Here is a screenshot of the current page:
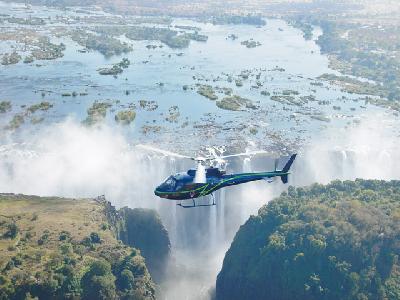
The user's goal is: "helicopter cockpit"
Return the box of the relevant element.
[156,172,195,193]
[157,176,177,192]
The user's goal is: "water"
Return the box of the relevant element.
[0,2,399,299]
[0,2,383,152]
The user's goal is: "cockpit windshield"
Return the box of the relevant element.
[158,176,177,191]
[165,176,176,187]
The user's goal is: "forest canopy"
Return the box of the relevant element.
[217,179,400,300]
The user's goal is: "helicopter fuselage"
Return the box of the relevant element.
[154,167,289,200]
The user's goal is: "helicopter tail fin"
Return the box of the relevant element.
[280,154,297,184]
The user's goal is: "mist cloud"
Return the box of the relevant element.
[0,112,399,300]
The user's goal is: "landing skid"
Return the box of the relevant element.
[177,194,216,208]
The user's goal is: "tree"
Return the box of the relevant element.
[81,260,117,300]
[116,269,134,291]
[216,179,400,300]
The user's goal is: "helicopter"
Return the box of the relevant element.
[137,145,297,208]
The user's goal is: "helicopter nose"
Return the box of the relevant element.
[154,188,163,198]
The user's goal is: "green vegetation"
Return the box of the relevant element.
[94,26,207,49]
[240,39,261,48]
[287,19,313,40]
[0,194,160,300]
[227,34,238,40]
[128,16,172,25]
[184,32,208,42]
[31,37,65,60]
[141,125,161,135]
[310,114,331,122]
[4,101,54,130]
[317,73,400,111]
[260,90,270,96]
[115,110,136,125]
[206,15,266,26]
[0,31,64,62]
[235,79,243,87]
[98,58,130,75]
[139,100,158,111]
[83,101,112,125]
[6,17,45,26]
[165,106,180,123]
[282,89,300,96]
[217,179,400,300]
[1,52,21,65]
[216,95,257,111]
[119,208,170,282]
[23,56,34,64]
[309,19,400,104]
[174,25,201,31]
[125,27,187,48]
[98,65,123,75]
[6,114,24,130]
[197,84,218,100]
[270,95,302,106]
[71,30,132,57]
[0,101,11,113]
[27,101,53,113]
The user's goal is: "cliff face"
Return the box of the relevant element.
[216,179,400,300]
[0,194,168,300]
[118,207,171,283]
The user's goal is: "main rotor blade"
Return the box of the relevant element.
[136,144,194,160]
[217,150,271,160]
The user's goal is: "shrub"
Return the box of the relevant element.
[38,232,49,245]
[4,223,19,239]
[25,231,33,240]
[90,232,101,244]
[59,231,71,241]
[60,243,73,255]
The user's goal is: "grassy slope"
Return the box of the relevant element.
[0,195,112,271]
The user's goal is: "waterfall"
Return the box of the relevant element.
[217,188,226,244]
[1,113,400,300]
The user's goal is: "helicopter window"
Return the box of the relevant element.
[165,176,176,188]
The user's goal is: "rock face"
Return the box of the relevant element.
[119,208,171,283]
[216,180,400,300]
[0,194,167,300]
